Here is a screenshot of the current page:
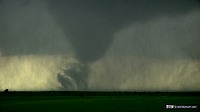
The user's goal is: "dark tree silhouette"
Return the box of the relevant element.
[4,89,9,94]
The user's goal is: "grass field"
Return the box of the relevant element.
[0,92,199,112]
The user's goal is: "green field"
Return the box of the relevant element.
[0,92,199,112]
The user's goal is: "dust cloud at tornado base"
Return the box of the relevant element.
[0,0,200,91]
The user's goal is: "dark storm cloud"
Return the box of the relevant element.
[46,0,200,62]
[0,0,73,56]
[0,0,200,91]
[0,0,200,62]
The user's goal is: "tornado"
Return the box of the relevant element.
[46,0,200,91]
[0,0,200,91]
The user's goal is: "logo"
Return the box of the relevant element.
[166,105,174,109]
